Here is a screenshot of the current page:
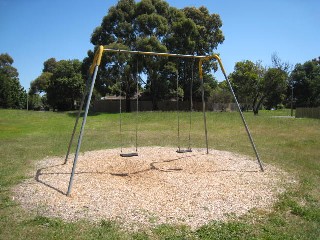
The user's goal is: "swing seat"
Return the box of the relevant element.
[176,149,192,153]
[120,152,138,157]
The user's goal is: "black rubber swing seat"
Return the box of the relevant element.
[176,149,192,153]
[120,152,138,157]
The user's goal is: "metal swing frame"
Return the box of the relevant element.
[65,46,264,196]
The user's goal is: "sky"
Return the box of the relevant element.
[0,0,319,90]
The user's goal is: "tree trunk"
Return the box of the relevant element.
[125,94,131,112]
[253,107,259,115]
[152,94,158,110]
[253,95,265,115]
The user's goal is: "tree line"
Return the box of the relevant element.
[1,0,319,113]
[227,55,320,114]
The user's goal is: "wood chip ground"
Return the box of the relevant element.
[12,147,292,230]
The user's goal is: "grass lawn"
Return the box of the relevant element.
[0,108,319,239]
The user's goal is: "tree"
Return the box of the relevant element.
[43,58,57,73]
[89,0,138,110]
[136,36,168,109]
[290,57,320,107]
[30,72,52,94]
[183,6,224,55]
[29,58,57,110]
[28,72,52,110]
[169,6,223,103]
[263,67,287,110]
[229,58,287,115]
[30,57,85,111]
[0,53,26,109]
[88,0,224,110]
[134,0,171,109]
[229,60,263,113]
[46,59,84,111]
[254,54,288,112]
[99,42,138,112]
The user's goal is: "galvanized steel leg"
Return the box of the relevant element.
[222,71,264,172]
[66,65,99,196]
[200,75,209,154]
[64,76,91,164]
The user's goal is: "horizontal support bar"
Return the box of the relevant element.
[103,48,210,59]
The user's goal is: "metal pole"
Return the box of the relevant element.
[26,93,28,111]
[66,65,99,196]
[215,57,264,171]
[64,75,91,164]
[200,75,209,154]
[104,48,205,59]
[291,84,294,117]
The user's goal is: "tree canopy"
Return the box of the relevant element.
[290,57,320,107]
[229,55,288,115]
[46,59,84,111]
[30,58,85,111]
[87,0,225,110]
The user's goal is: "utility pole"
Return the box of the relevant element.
[26,90,29,111]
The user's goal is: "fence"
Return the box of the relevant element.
[92,100,238,113]
[296,107,320,119]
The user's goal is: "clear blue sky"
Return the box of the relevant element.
[1,0,319,90]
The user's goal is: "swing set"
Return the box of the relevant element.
[64,46,264,196]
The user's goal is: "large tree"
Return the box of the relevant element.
[46,59,85,111]
[135,0,172,109]
[0,53,26,109]
[136,36,168,109]
[87,0,224,110]
[30,72,51,95]
[229,58,287,115]
[28,58,57,110]
[263,67,287,110]
[290,57,320,107]
[30,58,85,111]
[28,72,52,110]
[229,60,264,113]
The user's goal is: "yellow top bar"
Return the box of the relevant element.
[212,55,227,77]
[103,48,206,59]
[89,45,228,78]
[97,45,104,65]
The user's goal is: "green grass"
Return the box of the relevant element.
[0,108,319,239]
